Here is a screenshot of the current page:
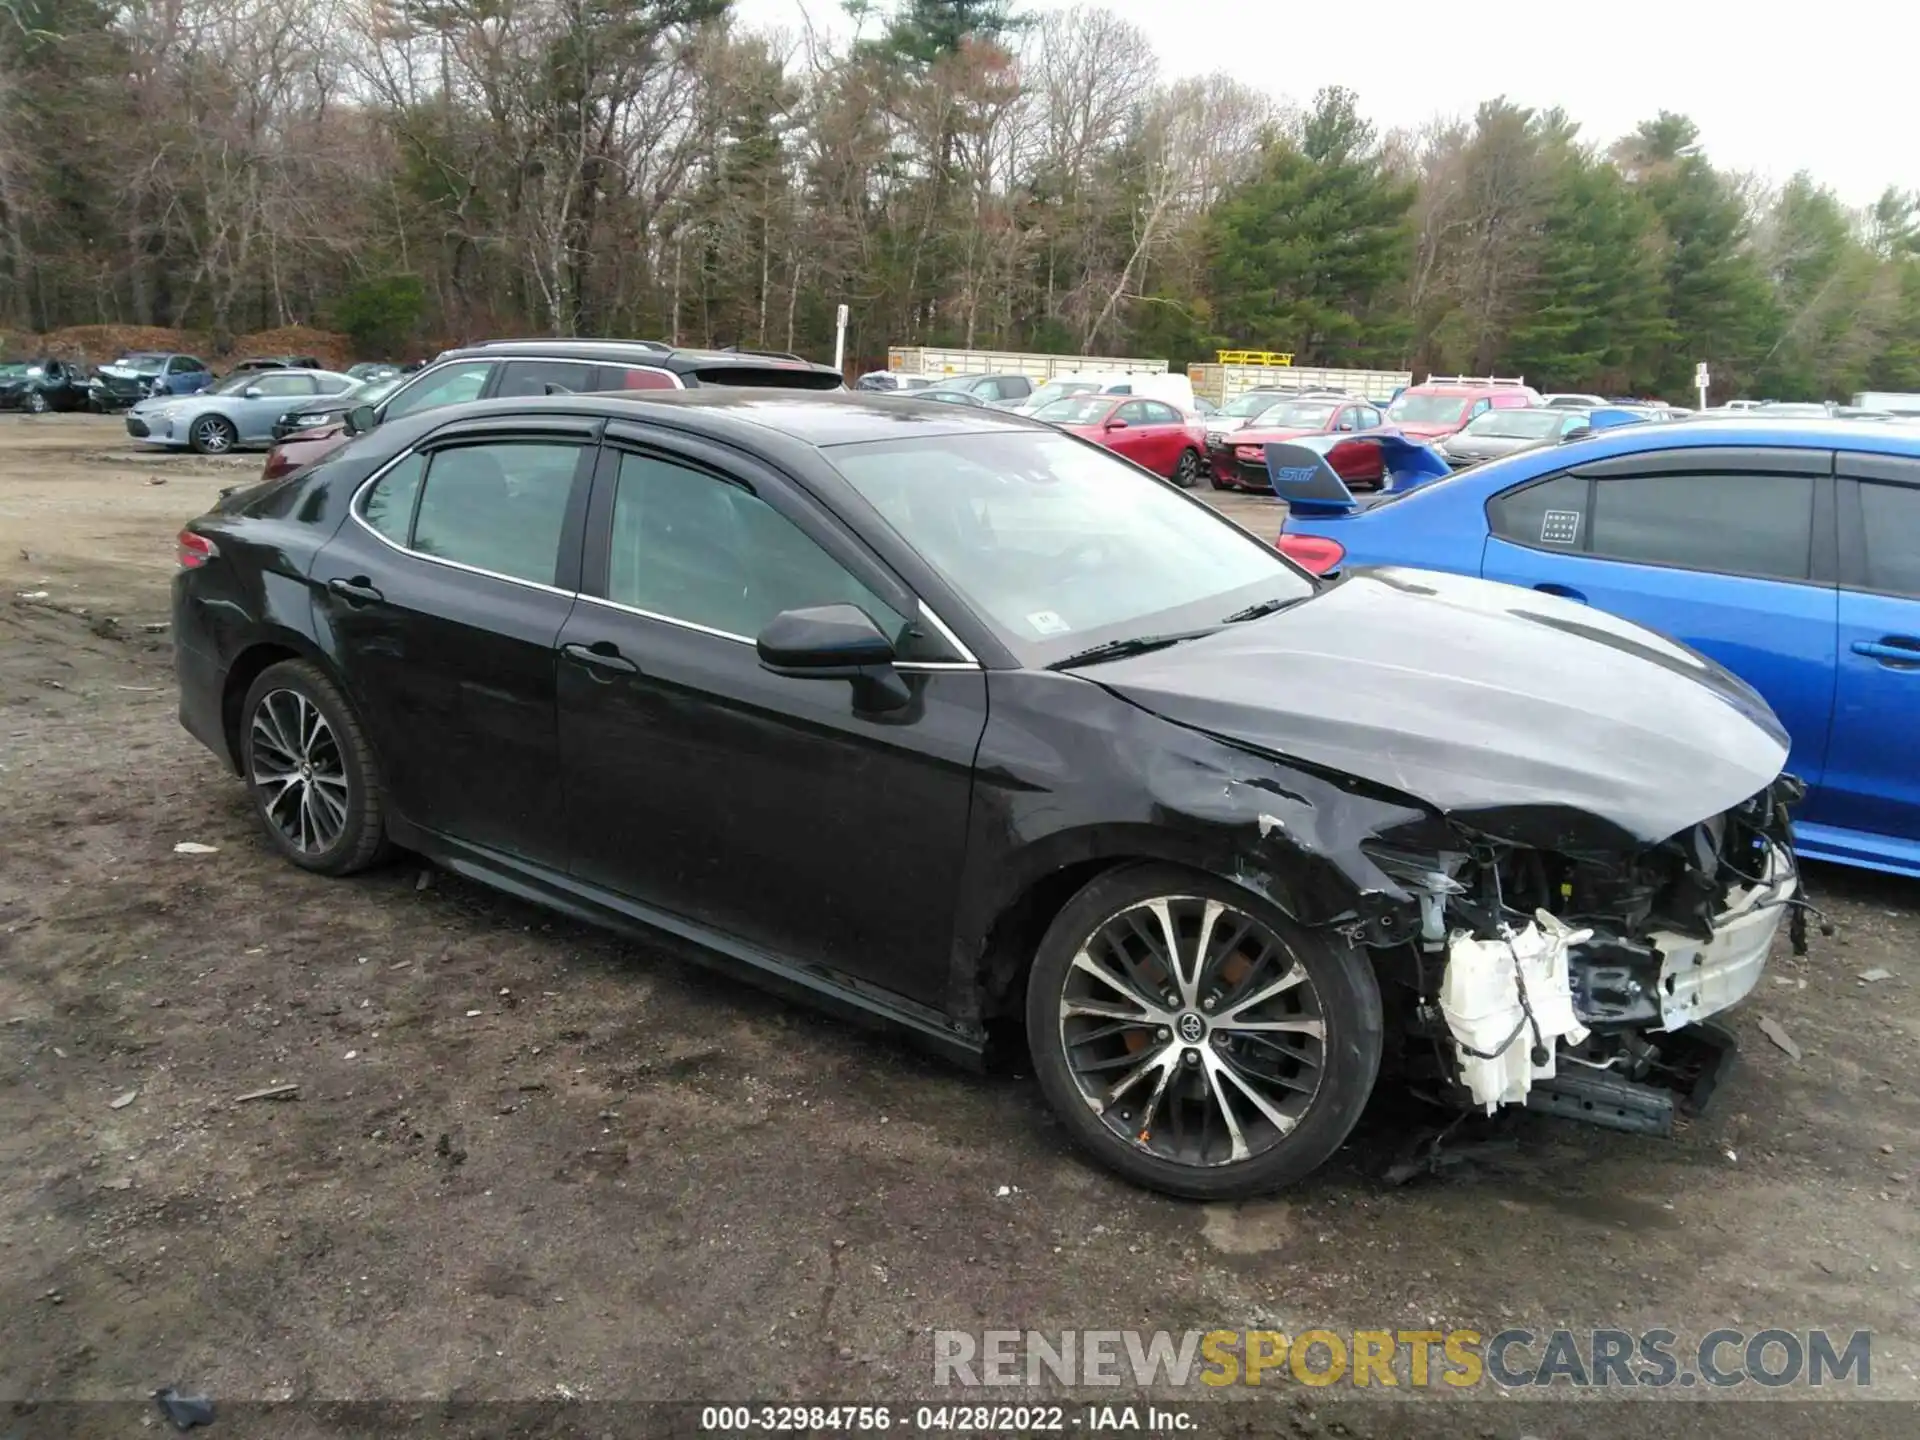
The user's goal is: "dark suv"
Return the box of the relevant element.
[260,339,843,480]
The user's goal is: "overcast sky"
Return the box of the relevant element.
[734,0,1915,209]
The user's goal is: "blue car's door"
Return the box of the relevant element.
[1480,446,1839,794]
[1811,453,1920,860]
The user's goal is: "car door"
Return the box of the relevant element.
[1814,453,1920,849]
[309,415,598,864]
[233,373,316,442]
[1123,399,1176,474]
[1480,448,1839,792]
[554,423,987,1007]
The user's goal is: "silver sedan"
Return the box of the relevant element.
[126,368,359,454]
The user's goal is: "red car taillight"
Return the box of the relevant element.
[1276,532,1344,575]
[177,530,219,569]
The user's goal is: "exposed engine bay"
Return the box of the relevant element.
[1366,774,1807,1137]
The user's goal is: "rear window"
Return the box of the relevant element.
[685,364,842,391]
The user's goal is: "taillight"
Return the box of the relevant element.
[1276,532,1344,575]
[177,530,219,569]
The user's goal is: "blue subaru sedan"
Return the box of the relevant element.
[1273,419,1920,878]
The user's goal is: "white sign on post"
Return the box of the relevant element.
[833,304,850,376]
[1694,361,1710,410]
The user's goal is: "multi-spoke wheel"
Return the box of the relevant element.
[1172,448,1203,488]
[240,659,388,875]
[1027,864,1381,1198]
[189,414,237,454]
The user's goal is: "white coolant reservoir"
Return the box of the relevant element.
[1439,910,1593,1112]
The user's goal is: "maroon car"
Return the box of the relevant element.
[1210,396,1385,490]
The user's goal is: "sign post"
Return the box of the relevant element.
[1695,361,1710,411]
[833,304,849,377]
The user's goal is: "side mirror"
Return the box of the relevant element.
[345,404,378,436]
[757,603,909,712]
[1104,417,1128,430]
[1560,425,1592,443]
[243,386,263,400]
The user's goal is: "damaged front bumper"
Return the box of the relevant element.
[1382,780,1803,1138]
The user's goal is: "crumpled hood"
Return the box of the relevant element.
[1088,567,1790,850]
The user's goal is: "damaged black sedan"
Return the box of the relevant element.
[172,392,1802,1199]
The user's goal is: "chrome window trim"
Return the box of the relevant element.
[348,447,984,670]
[347,447,580,600]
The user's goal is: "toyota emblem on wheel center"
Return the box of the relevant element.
[1177,1012,1206,1044]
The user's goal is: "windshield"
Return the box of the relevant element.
[115,355,167,376]
[1250,401,1337,430]
[1386,393,1470,426]
[1033,396,1115,425]
[349,375,404,405]
[1464,409,1563,439]
[0,363,26,377]
[1025,380,1099,409]
[827,431,1312,662]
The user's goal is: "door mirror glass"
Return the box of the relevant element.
[243,386,263,400]
[1104,418,1128,430]
[757,604,895,673]
[345,404,377,435]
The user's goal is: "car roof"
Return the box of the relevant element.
[1463,415,1920,476]
[433,339,834,379]
[381,388,1049,451]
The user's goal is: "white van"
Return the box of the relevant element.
[1088,371,1197,413]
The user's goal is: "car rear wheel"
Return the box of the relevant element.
[189,415,238,454]
[240,660,388,875]
[1172,448,1203,488]
[1026,863,1382,1199]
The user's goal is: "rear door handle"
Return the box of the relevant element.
[561,641,639,676]
[326,576,383,605]
[1533,582,1587,604]
[1852,637,1920,667]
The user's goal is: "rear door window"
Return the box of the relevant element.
[1589,472,1815,581]
[1140,400,1182,425]
[603,366,679,392]
[496,359,595,398]
[408,441,589,586]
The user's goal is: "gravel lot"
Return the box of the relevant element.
[2,414,1917,1437]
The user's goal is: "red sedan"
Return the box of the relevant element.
[1209,396,1385,491]
[1033,395,1208,487]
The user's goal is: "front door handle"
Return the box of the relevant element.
[1852,637,1920,668]
[1533,582,1587,604]
[326,576,383,605]
[561,640,639,676]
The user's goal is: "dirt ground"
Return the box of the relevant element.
[2,415,1918,1438]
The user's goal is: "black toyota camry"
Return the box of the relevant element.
[173,390,1804,1198]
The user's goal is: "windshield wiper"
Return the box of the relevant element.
[1046,629,1216,671]
[1221,596,1306,624]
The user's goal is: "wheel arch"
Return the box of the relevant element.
[219,629,348,770]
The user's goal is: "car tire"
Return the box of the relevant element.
[1172,448,1203,488]
[1026,862,1382,1199]
[189,415,238,455]
[240,659,389,876]
[25,390,48,415]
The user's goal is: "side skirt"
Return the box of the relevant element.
[389,817,989,1071]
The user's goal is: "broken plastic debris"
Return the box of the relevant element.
[1758,1017,1801,1062]
[1724,1149,1739,1163]
[1859,968,1893,984]
[153,1387,216,1431]
[109,1089,138,1110]
[172,842,219,855]
[17,590,49,599]
[995,1185,1017,1198]
[465,1009,483,1018]
[1440,910,1591,1111]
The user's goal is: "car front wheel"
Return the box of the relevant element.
[25,390,48,414]
[240,660,388,875]
[1026,863,1382,1199]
